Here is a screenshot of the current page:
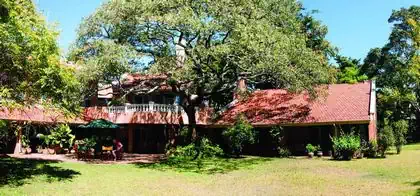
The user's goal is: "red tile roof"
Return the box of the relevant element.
[82,107,182,125]
[214,81,372,126]
[122,74,170,88]
[0,106,85,124]
[0,81,373,127]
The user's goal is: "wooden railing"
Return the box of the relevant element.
[107,103,181,113]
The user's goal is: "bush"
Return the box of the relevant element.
[392,120,408,154]
[75,137,97,152]
[362,140,378,158]
[170,137,224,159]
[37,124,75,150]
[305,144,316,153]
[332,133,360,160]
[223,115,255,157]
[378,125,395,157]
[277,147,291,157]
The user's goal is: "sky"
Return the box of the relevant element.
[36,0,419,60]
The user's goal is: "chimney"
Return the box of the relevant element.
[233,74,247,100]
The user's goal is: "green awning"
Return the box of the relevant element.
[79,119,119,129]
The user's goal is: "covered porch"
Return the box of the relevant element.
[72,120,176,154]
[249,123,370,156]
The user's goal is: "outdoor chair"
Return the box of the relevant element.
[101,146,113,161]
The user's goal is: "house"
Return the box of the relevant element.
[0,74,377,155]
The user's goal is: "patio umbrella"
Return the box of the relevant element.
[79,119,119,129]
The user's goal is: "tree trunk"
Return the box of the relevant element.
[186,106,197,142]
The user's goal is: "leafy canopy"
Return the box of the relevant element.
[359,6,420,139]
[70,0,334,107]
[335,55,368,84]
[0,0,81,113]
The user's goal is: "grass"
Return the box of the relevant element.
[0,144,420,196]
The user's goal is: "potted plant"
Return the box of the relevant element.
[316,145,323,157]
[37,124,75,155]
[75,137,97,160]
[306,144,316,158]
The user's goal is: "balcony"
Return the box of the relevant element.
[107,103,181,114]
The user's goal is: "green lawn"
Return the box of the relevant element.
[1,144,420,196]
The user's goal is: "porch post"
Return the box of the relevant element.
[14,125,22,154]
[128,126,134,153]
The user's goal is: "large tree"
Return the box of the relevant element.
[0,0,81,113]
[360,6,420,141]
[70,0,334,141]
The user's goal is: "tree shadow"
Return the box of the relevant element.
[0,156,80,187]
[413,181,420,196]
[134,156,272,174]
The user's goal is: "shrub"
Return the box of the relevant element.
[37,124,75,150]
[332,133,360,160]
[392,120,408,154]
[223,115,255,157]
[305,144,316,153]
[170,137,224,159]
[378,125,395,157]
[362,140,378,158]
[277,147,291,157]
[75,137,97,152]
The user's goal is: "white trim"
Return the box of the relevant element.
[369,80,377,120]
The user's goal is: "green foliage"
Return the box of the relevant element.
[75,137,98,152]
[299,11,337,59]
[359,6,420,142]
[362,140,379,158]
[170,137,224,159]
[21,135,30,148]
[0,0,81,113]
[69,40,139,98]
[38,124,75,149]
[378,125,395,157]
[277,147,291,158]
[332,133,361,160]
[305,144,316,153]
[392,120,409,154]
[72,0,336,140]
[223,115,255,156]
[335,55,368,84]
[337,66,368,84]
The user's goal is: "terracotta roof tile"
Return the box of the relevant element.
[214,81,372,126]
[0,106,85,124]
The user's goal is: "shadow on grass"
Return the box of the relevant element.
[0,156,80,187]
[134,156,272,174]
[413,181,420,196]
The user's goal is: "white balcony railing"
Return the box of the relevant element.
[107,103,181,114]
